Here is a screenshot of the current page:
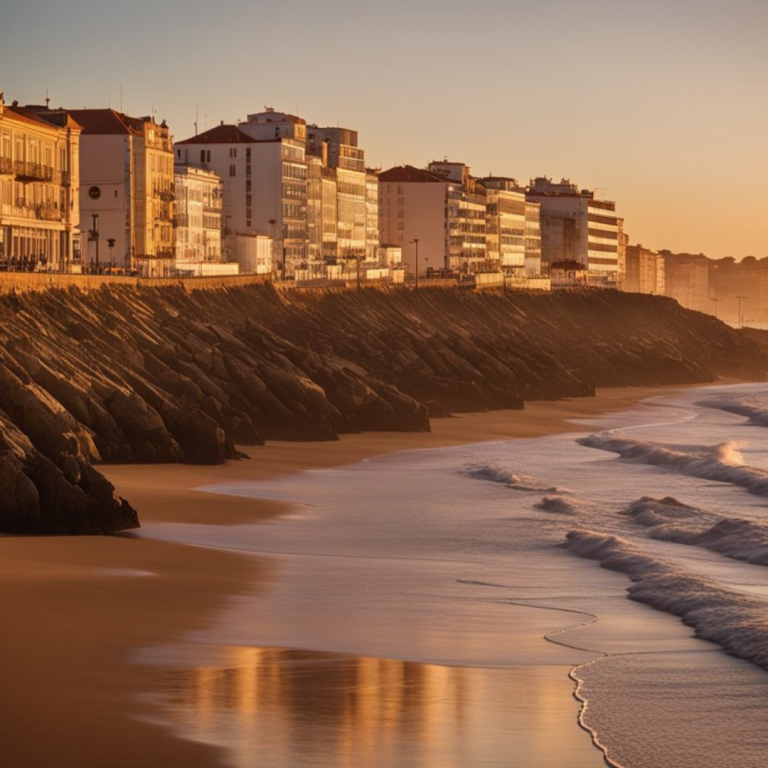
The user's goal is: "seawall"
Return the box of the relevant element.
[0,284,764,533]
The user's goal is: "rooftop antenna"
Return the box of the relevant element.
[120,82,123,113]
[194,104,200,135]
[45,89,50,108]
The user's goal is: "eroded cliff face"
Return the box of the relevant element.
[0,285,763,534]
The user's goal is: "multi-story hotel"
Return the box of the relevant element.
[66,109,174,275]
[173,164,223,265]
[526,177,619,285]
[0,95,81,271]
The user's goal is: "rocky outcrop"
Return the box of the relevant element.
[0,284,764,534]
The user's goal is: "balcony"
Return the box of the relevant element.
[0,157,13,175]
[14,160,55,182]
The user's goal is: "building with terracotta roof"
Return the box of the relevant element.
[66,108,174,275]
[0,94,82,271]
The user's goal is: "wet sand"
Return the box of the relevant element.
[0,387,678,768]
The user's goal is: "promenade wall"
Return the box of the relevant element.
[0,272,271,294]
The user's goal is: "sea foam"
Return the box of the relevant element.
[579,433,768,496]
[626,496,768,566]
[465,463,556,492]
[565,530,768,670]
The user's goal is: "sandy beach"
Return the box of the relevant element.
[0,387,680,768]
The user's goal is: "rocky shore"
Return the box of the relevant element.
[0,284,763,534]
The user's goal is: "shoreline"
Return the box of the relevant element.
[0,385,696,767]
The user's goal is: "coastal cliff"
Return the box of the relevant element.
[0,284,763,534]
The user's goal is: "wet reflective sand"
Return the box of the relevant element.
[154,646,603,767]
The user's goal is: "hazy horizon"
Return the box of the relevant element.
[2,0,765,259]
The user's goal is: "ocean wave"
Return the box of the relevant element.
[535,496,583,515]
[578,433,768,496]
[699,394,768,427]
[626,496,768,566]
[465,463,557,493]
[565,529,768,670]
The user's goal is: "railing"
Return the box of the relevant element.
[14,160,55,182]
[0,157,13,174]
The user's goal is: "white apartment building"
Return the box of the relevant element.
[0,96,81,271]
[526,177,619,285]
[365,170,379,264]
[478,177,526,274]
[176,122,307,278]
[174,164,223,265]
[67,109,174,275]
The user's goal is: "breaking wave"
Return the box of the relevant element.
[626,496,768,566]
[535,496,583,515]
[465,463,556,492]
[699,394,768,427]
[578,433,768,496]
[565,529,768,670]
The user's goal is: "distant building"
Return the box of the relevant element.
[526,177,619,286]
[664,254,709,313]
[173,164,223,265]
[624,244,665,294]
[67,108,174,275]
[1,95,82,271]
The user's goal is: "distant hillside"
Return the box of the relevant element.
[0,285,764,534]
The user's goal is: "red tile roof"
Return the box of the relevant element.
[378,165,446,183]
[5,104,82,131]
[176,124,261,145]
[67,109,144,136]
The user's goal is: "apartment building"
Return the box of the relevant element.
[478,177,526,274]
[67,109,174,275]
[428,162,487,272]
[0,95,81,271]
[176,122,307,277]
[664,254,709,313]
[524,201,542,276]
[624,244,665,294]
[173,164,223,265]
[378,165,451,277]
[526,177,619,285]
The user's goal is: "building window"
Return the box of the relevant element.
[397,222,404,230]
[230,165,236,177]
[246,148,251,159]
[230,148,237,158]
[246,180,251,191]
[200,150,205,163]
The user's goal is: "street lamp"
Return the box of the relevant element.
[736,295,748,328]
[410,238,420,289]
[90,213,100,272]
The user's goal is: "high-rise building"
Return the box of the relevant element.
[524,201,542,276]
[67,108,174,275]
[0,95,81,271]
[526,177,619,285]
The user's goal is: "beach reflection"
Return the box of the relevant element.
[161,647,601,767]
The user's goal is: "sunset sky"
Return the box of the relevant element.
[2,0,765,259]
